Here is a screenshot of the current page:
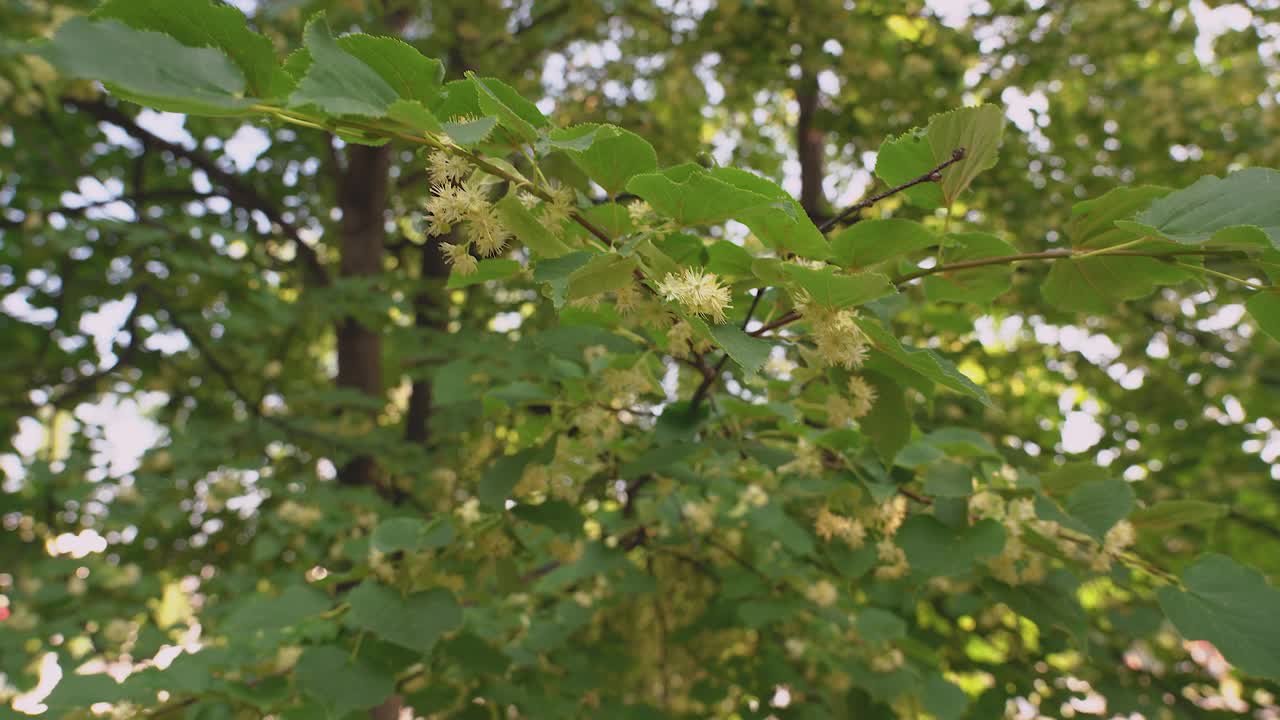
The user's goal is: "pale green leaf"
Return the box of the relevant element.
[783,265,896,308]
[93,0,290,97]
[926,104,1005,206]
[386,99,443,133]
[709,323,772,373]
[442,116,498,146]
[446,258,521,289]
[858,319,991,404]
[495,194,573,258]
[36,17,251,115]
[830,218,937,268]
[550,124,659,196]
[875,128,944,209]
[1132,500,1227,530]
[567,254,637,299]
[288,15,397,117]
[1247,292,1280,342]
[626,167,771,226]
[473,76,548,143]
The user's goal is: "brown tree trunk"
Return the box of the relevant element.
[796,76,827,224]
[404,235,453,445]
[335,143,392,488]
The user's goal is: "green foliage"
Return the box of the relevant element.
[6,2,1280,718]
[1158,555,1280,679]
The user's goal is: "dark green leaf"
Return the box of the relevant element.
[1158,554,1280,679]
[346,582,462,654]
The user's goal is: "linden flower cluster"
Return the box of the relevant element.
[794,292,871,368]
[805,579,839,608]
[655,268,733,324]
[814,507,867,548]
[826,375,878,426]
[539,183,577,231]
[423,150,513,276]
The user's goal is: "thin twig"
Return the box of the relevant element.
[818,148,967,233]
[689,287,769,410]
[746,248,1246,338]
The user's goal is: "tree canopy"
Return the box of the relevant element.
[2,0,1280,718]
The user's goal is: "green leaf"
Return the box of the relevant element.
[1041,186,1195,313]
[626,167,771,226]
[922,461,973,498]
[1118,168,1280,249]
[289,15,398,117]
[875,128,944,209]
[43,673,144,712]
[619,444,698,479]
[550,124,659,196]
[784,265,896,308]
[566,254,637,299]
[93,0,291,97]
[709,323,772,373]
[708,168,831,259]
[346,582,463,654]
[1069,186,1172,249]
[1042,254,1191,314]
[442,116,499,146]
[36,17,252,115]
[897,516,1006,579]
[479,447,542,509]
[1157,554,1280,679]
[534,251,595,308]
[1247,292,1280,342]
[446,259,521,289]
[386,99,443,133]
[830,219,937,268]
[296,646,396,718]
[472,76,548,143]
[225,584,331,632]
[858,319,990,404]
[923,674,970,720]
[371,516,455,553]
[863,372,910,462]
[495,194,573,258]
[335,34,444,105]
[1062,477,1135,541]
[706,241,755,276]
[926,104,1005,206]
[1131,500,1227,530]
[856,608,907,642]
[923,428,1000,458]
[922,232,1017,304]
[986,569,1086,643]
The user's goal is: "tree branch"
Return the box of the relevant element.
[746,248,1244,337]
[64,98,331,288]
[818,148,967,233]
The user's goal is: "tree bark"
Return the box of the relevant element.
[335,143,392,488]
[796,76,827,223]
[404,235,453,445]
